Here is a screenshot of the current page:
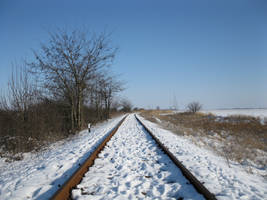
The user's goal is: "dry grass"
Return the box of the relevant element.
[0,109,123,162]
[140,110,267,172]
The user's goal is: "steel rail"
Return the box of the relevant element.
[135,114,217,200]
[50,115,127,200]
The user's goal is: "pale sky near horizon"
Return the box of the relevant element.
[1,0,267,109]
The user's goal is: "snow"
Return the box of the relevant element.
[138,115,267,200]
[72,114,203,200]
[0,115,125,200]
[201,108,267,120]
[1,113,266,200]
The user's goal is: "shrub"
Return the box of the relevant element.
[187,101,202,113]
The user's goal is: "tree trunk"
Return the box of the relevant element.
[77,93,82,130]
[71,102,75,131]
[107,99,111,119]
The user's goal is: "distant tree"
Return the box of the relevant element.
[110,99,120,111]
[156,106,160,110]
[100,75,124,118]
[88,73,124,120]
[133,107,139,111]
[120,98,133,112]
[187,101,202,113]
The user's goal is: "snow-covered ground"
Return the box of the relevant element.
[72,114,203,200]
[139,115,267,200]
[0,115,125,200]
[1,113,266,200]
[201,108,267,120]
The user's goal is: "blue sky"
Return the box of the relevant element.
[1,0,267,109]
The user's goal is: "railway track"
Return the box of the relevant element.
[135,115,217,200]
[50,114,217,200]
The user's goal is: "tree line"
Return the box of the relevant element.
[0,29,129,158]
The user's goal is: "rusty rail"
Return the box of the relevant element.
[135,114,217,200]
[50,115,127,200]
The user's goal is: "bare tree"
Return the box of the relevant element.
[87,73,124,119]
[100,75,124,118]
[0,65,40,153]
[0,91,9,111]
[28,29,117,131]
[120,98,133,112]
[133,107,139,111]
[5,65,39,121]
[187,101,202,113]
[110,98,121,111]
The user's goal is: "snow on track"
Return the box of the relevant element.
[72,114,204,200]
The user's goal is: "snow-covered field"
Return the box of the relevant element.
[139,115,267,200]
[0,115,125,200]
[201,108,267,120]
[72,114,203,200]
